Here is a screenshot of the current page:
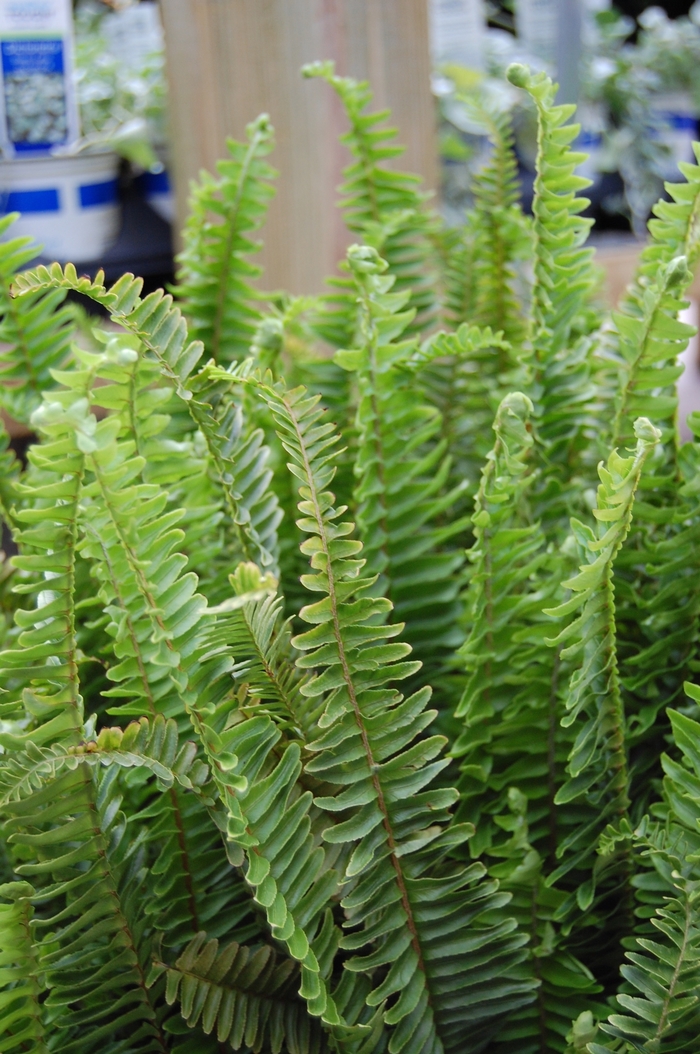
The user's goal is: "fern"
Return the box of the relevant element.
[0,395,172,1052]
[545,419,659,899]
[606,209,700,796]
[454,391,541,788]
[6,55,700,1054]
[414,322,513,500]
[174,114,277,364]
[506,64,597,469]
[589,702,700,1051]
[0,881,48,1052]
[152,931,329,1053]
[336,244,470,689]
[468,99,530,347]
[13,266,282,577]
[304,61,439,339]
[0,214,74,425]
[230,365,535,1052]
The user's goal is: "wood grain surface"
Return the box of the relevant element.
[159,0,438,295]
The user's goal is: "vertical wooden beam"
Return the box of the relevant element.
[160,0,437,294]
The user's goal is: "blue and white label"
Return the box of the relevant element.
[0,0,79,156]
[1,38,68,150]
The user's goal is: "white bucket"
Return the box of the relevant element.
[0,151,120,262]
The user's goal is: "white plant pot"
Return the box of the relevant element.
[0,151,120,262]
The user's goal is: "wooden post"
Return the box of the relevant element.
[160,0,437,294]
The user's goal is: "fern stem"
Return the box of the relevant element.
[599,572,631,824]
[611,302,671,452]
[546,649,560,871]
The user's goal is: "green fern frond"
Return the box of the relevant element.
[0,214,74,424]
[545,418,660,890]
[304,60,439,337]
[219,561,321,738]
[189,365,282,576]
[611,256,694,454]
[204,712,362,1040]
[408,322,510,373]
[505,64,595,370]
[589,702,700,1051]
[607,256,698,791]
[413,323,511,501]
[484,792,607,1054]
[454,391,540,754]
[0,395,89,738]
[0,393,178,1052]
[152,930,330,1053]
[174,114,277,364]
[230,365,535,1052]
[626,140,700,296]
[468,97,530,346]
[336,245,470,688]
[13,265,282,575]
[589,884,700,1052]
[0,715,209,805]
[0,881,49,1053]
[506,63,597,463]
[434,218,479,330]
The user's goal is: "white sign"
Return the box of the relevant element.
[429,0,486,72]
[0,0,79,156]
[515,0,558,68]
[102,2,164,72]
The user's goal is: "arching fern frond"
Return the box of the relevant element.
[12,265,282,575]
[204,713,358,1041]
[189,365,282,576]
[413,323,511,500]
[232,365,535,1053]
[0,715,209,806]
[219,561,320,739]
[174,114,277,364]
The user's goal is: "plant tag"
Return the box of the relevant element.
[101,1,163,73]
[0,0,80,157]
[429,0,486,72]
